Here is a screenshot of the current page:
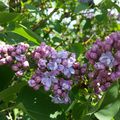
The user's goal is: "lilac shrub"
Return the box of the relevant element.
[28,42,78,104]
[0,42,29,77]
[86,32,120,94]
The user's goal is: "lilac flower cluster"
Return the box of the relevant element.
[28,42,76,104]
[73,62,87,83]
[86,32,120,94]
[0,42,29,76]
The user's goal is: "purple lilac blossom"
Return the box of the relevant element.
[99,52,114,67]
[28,42,77,104]
[86,32,120,94]
[0,42,29,77]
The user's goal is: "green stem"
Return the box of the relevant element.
[65,99,77,114]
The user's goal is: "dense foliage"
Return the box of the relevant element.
[0,0,120,120]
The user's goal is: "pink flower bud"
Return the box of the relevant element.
[33,85,40,90]
[35,76,41,83]
[73,62,80,69]
[53,84,59,90]
[0,58,6,65]
[6,56,13,63]
[104,44,111,51]
[0,47,2,53]
[44,86,50,91]
[11,52,16,57]
[90,52,98,60]
[34,52,40,59]
[88,72,95,78]
[15,70,24,76]
[16,49,22,54]
[8,46,15,52]
[12,65,19,71]
[2,47,7,53]
[16,62,22,67]
[15,55,26,62]
[24,43,29,49]
[28,80,36,87]
[57,89,62,95]
[23,61,29,68]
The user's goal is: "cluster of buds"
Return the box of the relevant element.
[0,42,29,77]
[51,78,73,104]
[2,32,120,103]
[28,42,76,104]
[73,62,87,84]
[86,32,120,93]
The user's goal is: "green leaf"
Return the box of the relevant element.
[0,65,14,92]
[68,43,84,58]
[94,99,120,120]
[99,81,119,109]
[74,3,88,13]
[114,109,120,120]
[55,113,66,120]
[0,81,26,101]
[17,86,62,120]
[94,82,120,120]
[52,37,63,46]
[12,26,42,45]
[72,103,89,120]
[53,20,62,33]
[53,37,62,43]
[95,14,108,23]
[0,1,7,11]
[0,113,7,120]
[83,19,92,30]
[0,12,21,23]
[4,32,28,44]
